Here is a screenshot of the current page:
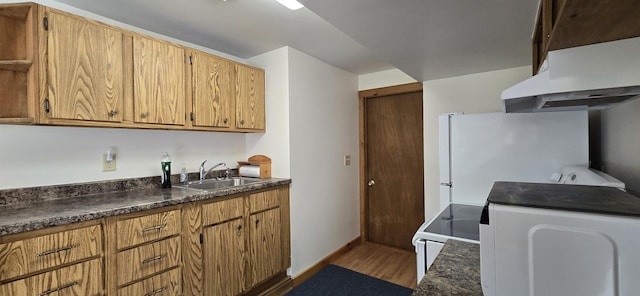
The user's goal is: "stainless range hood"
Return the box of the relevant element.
[502,37,640,113]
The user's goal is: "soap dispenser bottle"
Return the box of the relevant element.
[161,152,172,188]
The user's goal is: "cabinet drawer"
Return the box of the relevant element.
[117,209,180,249]
[249,190,280,213]
[202,197,244,225]
[117,236,181,285]
[118,267,181,296]
[0,258,103,296]
[0,225,102,281]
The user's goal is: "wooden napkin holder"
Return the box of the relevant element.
[237,155,271,179]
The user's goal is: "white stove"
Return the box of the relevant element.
[411,203,483,283]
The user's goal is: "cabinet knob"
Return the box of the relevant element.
[223,118,228,124]
[141,112,149,118]
[109,110,118,117]
[239,119,245,125]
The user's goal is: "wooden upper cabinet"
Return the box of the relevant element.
[191,51,234,128]
[235,64,265,131]
[46,9,125,122]
[532,0,640,73]
[133,36,185,125]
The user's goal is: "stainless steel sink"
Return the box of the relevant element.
[175,177,264,191]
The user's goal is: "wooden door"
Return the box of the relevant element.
[249,207,281,286]
[235,64,265,130]
[191,51,234,128]
[133,36,185,125]
[47,10,124,122]
[365,90,424,250]
[203,218,246,296]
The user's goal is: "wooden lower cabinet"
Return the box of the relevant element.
[249,207,282,287]
[203,217,246,296]
[0,258,103,296]
[118,267,181,296]
[116,235,181,286]
[106,207,183,295]
[0,225,102,282]
[187,185,291,296]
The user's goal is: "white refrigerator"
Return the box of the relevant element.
[438,111,589,208]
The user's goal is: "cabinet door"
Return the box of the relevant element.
[249,207,281,286]
[203,218,246,296]
[235,64,265,130]
[47,10,125,122]
[133,36,185,125]
[192,51,233,128]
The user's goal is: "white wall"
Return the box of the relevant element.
[358,68,417,90]
[288,48,360,276]
[422,66,531,219]
[601,98,640,195]
[0,125,246,189]
[246,48,291,178]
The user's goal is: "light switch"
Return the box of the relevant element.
[344,155,351,166]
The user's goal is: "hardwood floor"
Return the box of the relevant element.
[331,242,417,289]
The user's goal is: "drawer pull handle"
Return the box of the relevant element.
[142,255,165,264]
[145,287,166,296]
[39,281,78,296]
[36,244,78,257]
[142,224,166,233]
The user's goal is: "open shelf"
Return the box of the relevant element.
[0,3,35,122]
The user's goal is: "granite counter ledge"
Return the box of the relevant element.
[0,178,291,236]
[412,240,482,296]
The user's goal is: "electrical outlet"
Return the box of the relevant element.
[344,155,351,166]
[103,154,116,172]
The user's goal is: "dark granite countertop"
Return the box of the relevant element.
[0,178,291,236]
[488,182,640,217]
[412,240,482,296]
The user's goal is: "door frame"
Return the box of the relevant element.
[358,82,423,243]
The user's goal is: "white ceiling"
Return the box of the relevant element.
[50,0,539,81]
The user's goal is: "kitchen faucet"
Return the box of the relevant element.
[199,161,229,180]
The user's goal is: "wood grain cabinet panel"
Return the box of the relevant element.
[249,190,280,213]
[235,63,265,131]
[133,36,185,125]
[118,267,181,296]
[116,235,181,286]
[203,218,246,296]
[249,207,282,286]
[46,9,125,122]
[191,50,234,128]
[116,209,180,249]
[202,197,244,226]
[0,225,101,281]
[0,259,103,296]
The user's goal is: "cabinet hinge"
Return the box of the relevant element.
[199,234,203,244]
[190,112,194,121]
[43,17,48,31]
[189,55,193,65]
[43,98,50,113]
